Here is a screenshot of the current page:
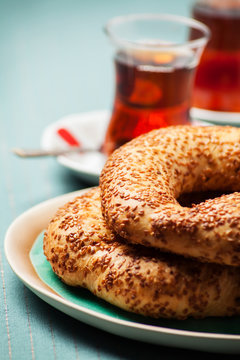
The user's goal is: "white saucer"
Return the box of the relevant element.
[41,110,212,184]
[191,108,240,126]
[4,188,240,354]
[41,110,109,184]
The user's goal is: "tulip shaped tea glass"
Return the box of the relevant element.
[191,0,240,123]
[103,14,209,155]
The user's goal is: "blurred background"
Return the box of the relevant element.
[0,0,194,151]
[4,1,240,359]
[0,0,195,204]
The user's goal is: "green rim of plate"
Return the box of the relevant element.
[30,232,240,335]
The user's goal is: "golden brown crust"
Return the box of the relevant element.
[100,125,240,266]
[44,187,240,319]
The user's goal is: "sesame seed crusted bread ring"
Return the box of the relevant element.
[100,126,240,266]
[44,187,240,319]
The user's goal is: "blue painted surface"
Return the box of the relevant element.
[1,0,238,359]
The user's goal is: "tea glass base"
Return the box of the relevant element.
[191,108,240,126]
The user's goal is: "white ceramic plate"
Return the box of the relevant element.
[4,188,240,354]
[41,110,212,184]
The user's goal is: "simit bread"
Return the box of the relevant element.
[44,187,240,319]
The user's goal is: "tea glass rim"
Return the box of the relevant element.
[104,13,210,52]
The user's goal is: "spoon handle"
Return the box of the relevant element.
[12,146,96,158]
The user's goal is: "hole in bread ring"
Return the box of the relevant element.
[100,126,240,266]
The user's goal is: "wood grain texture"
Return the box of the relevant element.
[1,0,225,359]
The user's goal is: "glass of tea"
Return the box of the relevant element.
[102,14,209,155]
[191,0,240,122]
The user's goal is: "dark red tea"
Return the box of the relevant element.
[103,50,196,155]
[192,1,240,112]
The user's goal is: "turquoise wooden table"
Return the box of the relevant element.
[1,0,239,359]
